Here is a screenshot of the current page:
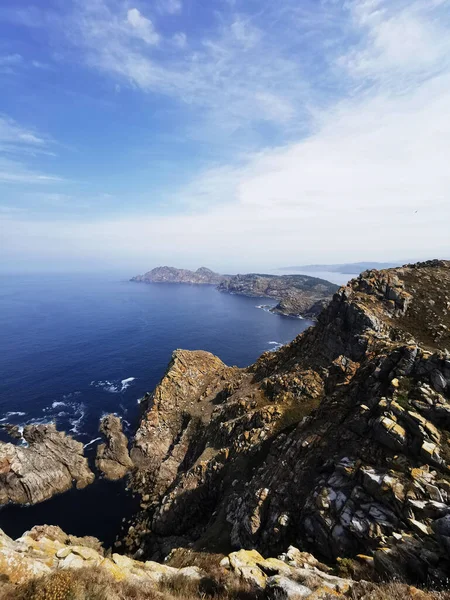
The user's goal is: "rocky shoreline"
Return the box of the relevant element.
[1,260,450,598]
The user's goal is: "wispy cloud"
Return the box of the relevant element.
[157,0,182,16]
[126,8,160,45]
[0,53,23,73]
[340,0,450,88]
[0,117,62,184]
[59,0,315,140]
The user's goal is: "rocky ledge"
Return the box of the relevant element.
[123,260,450,587]
[0,424,94,505]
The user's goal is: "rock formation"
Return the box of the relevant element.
[0,525,201,586]
[0,424,94,506]
[217,273,338,317]
[0,525,359,598]
[96,414,134,480]
[125,260,450,585]
[131,266,228,286]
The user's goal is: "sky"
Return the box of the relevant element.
[0,0,449,273]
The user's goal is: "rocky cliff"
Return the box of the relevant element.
[131,266,228,286]
[124,260,450,586]
[217,273,338,318]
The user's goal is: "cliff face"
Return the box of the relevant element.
[131,266,227,286]
[126,260,450,584]
[217,273,338,318]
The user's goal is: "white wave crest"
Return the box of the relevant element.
[91,377,136,393]
[83,437,102,449]
[52,401,67,409]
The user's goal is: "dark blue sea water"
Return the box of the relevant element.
[0,273,313,545]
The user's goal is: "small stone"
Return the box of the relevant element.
[408,518,431,536]
[266,575,312,599]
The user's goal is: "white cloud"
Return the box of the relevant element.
[172,32,187,48]
[126,8,159,45]
[2,69,449,267]
[0,158,63,184]
[341,0,450,87]
[157,0,182,15]
[0,115,48,148]
[58,0,311,139]
[31,60,52,69]
[0,54,22,66]
[0,53,23,73]
[0,117,61,184]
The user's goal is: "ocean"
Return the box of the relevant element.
[0,273,314,545]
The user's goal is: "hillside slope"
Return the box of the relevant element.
[126,260,450,585]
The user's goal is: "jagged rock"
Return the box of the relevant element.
[0,424,94,505]
[96,414,134,480]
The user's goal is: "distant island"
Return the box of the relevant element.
[131,266,339,318]
[279,261,403,274]
[131,266,227,286]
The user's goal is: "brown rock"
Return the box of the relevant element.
[0,424,94,506]
[96,414,133,480]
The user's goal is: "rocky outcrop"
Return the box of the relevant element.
[0,525,440,599]
[96,415,134,481]
[0,526,362,599]
[0,424,94,506]
[125,260,450,585]
[131,266,228,286]
[217,273,338,318]
[0,525,202,586]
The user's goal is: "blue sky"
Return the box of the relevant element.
[1,0,449,272]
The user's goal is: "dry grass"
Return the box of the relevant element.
[0,566,259,600]
[0,568,160,600]
[350,582,450,600]
[1,566,450,600]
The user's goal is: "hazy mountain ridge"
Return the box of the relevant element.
[279,261,404,274]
